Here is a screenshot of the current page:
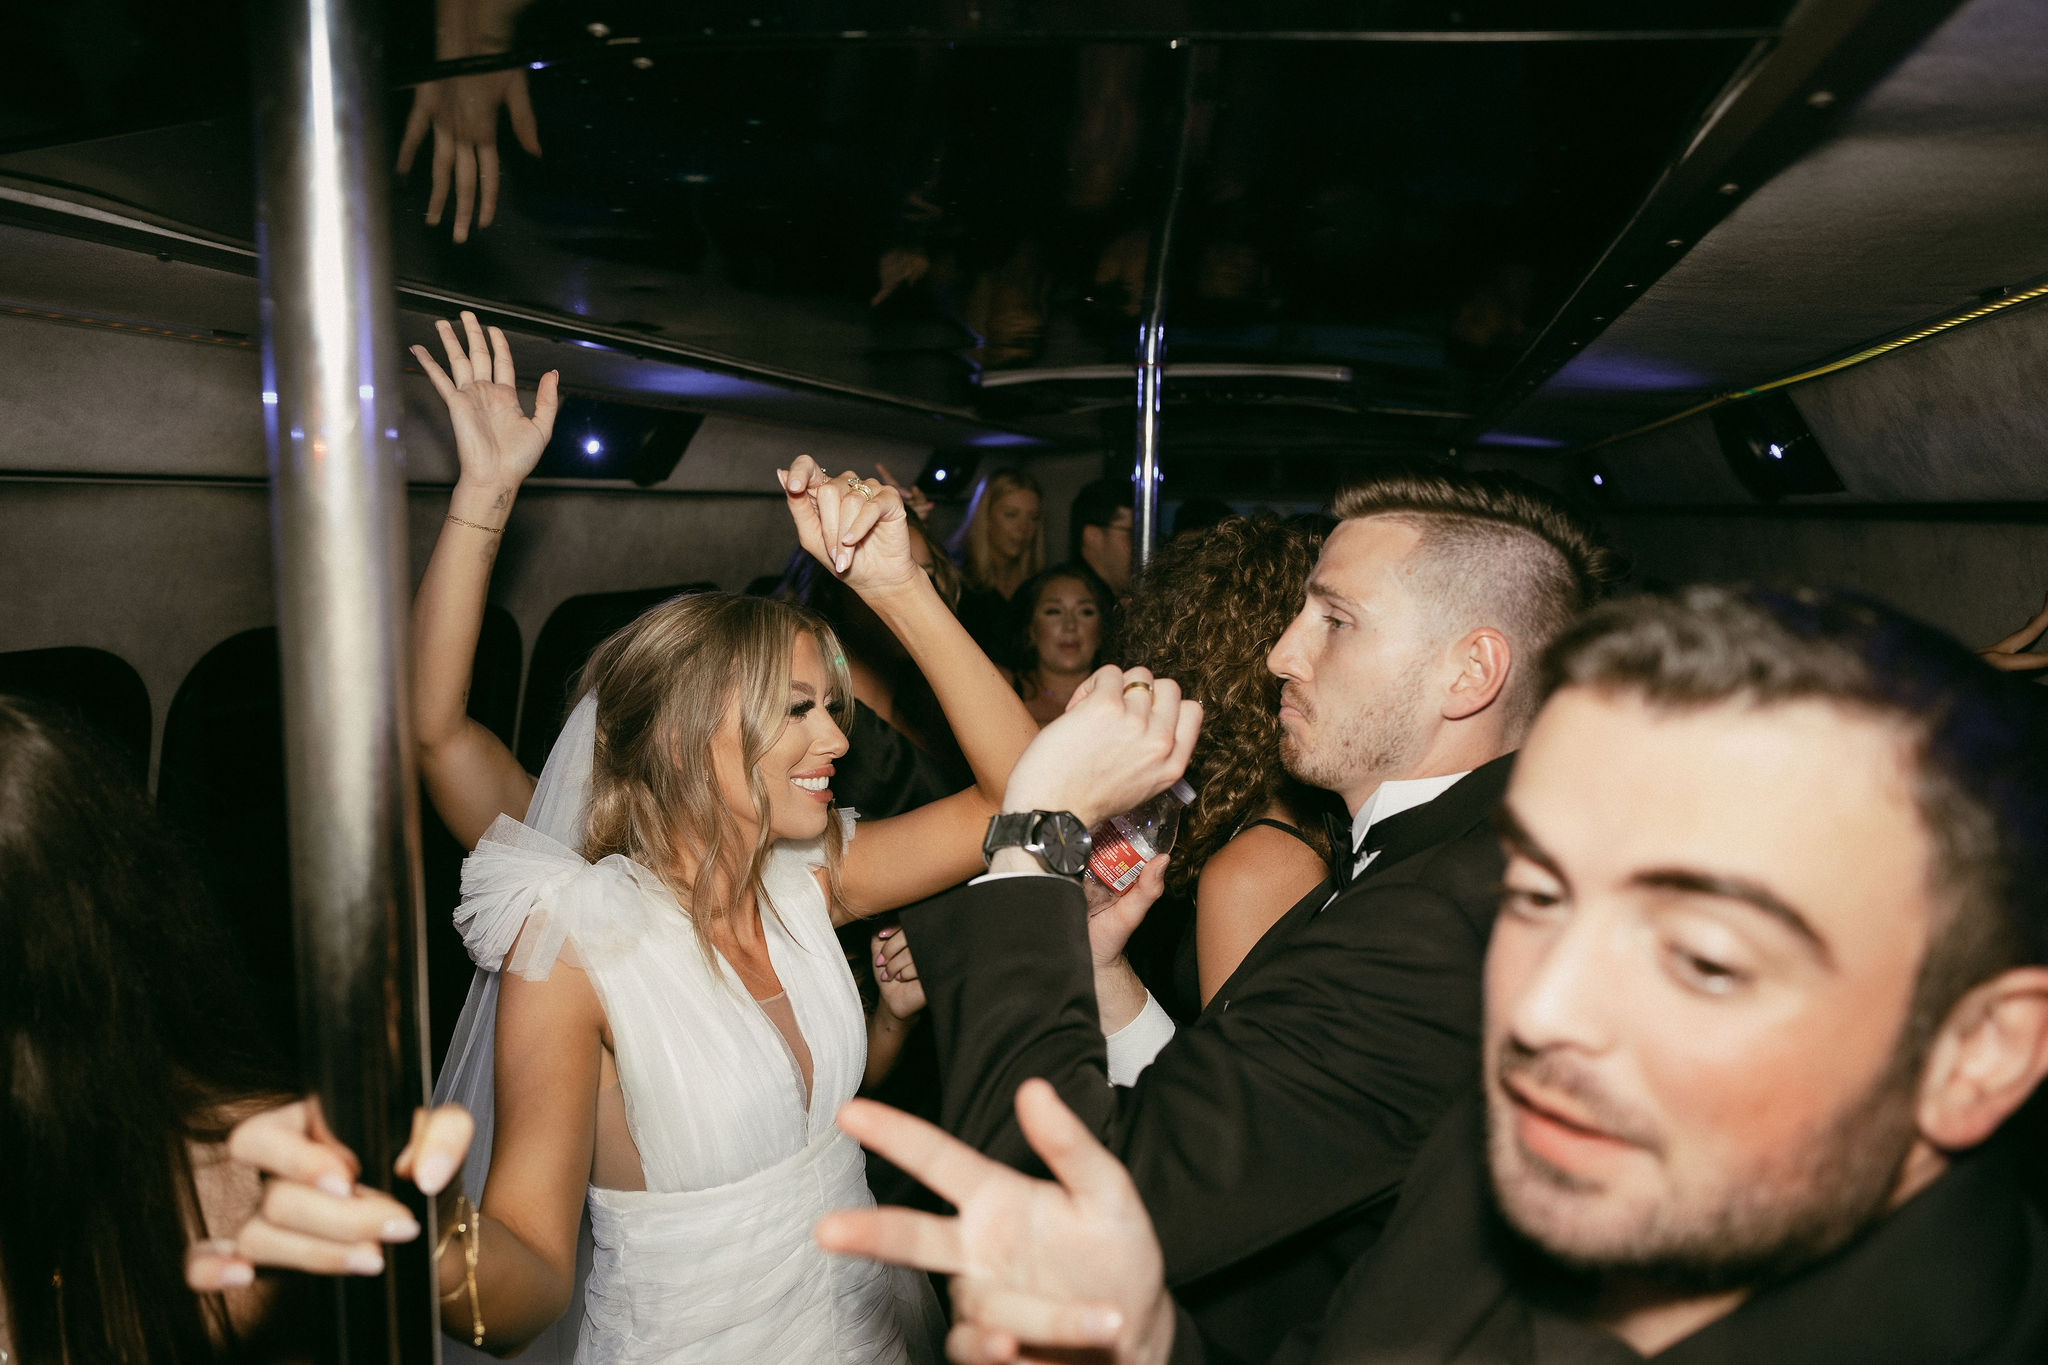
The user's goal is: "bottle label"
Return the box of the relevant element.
[1087,814,1155,893]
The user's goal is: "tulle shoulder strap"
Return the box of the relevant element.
[457,814,664,979]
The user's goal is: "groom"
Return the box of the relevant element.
[899,468,1613,1360]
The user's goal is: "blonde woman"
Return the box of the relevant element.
[194,322,1202,1363]
[947,467,1043,662]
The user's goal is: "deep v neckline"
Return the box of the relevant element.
[716,909,819,1125]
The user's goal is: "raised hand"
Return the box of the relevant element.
[412,311,560,500]
[1002,666,1200,828]
[396,69,542,244]
[779,454,922,595]
[1978,592,2048,673]
[816,1080,1176,1365]
[186,1099,474,1289]
[873,924,926,1019]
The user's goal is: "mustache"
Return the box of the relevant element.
[1280,683,1313,719]
[1493,1038,1662,1153]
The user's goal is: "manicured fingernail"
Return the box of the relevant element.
[836,550,852,573]
[879,967,890,981]
[416,1152,457,1196]
[318,1173,353,1200]
[345,1248,385,1275]
[877,926,895,939]
[218,1261,256,1288]
[382,1217,421,1242]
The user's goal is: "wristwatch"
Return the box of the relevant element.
[982,810,1092,876]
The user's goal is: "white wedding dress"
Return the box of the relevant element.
[432,694,942,1364]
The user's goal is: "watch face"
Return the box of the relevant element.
[1033,811,1092,876]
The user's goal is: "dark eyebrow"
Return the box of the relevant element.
[1632,869,1835,968]
[1496,802,1569,888]
[1305,578,1364,616]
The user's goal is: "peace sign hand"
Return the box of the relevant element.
[412,311,560,495]
[779,454,922,597]
[816,1080,1177,1365]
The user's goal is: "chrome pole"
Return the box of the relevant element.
[252,0,437,1357]
[1133,320,1164,573]
[1130,43,1203,580]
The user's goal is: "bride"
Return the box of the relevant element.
[202,318,1041,1362]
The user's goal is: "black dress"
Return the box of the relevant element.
[954,584,1021,669]
[1130,817,1328,1024]
[833,702,970,1208]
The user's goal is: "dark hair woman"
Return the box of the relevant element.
[0,695,296,1362]
[1006,562,1115,726]
[1113,517,1342,1016]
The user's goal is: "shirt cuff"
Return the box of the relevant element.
[967,868,1064,885]
[1104,991,1176,1086]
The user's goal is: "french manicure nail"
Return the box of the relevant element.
[416,1151,457,1196]
[382,1217,421,1242]
[317,1173,353,1200]
[219,1261,256,1288]
[345,1248,385,1275]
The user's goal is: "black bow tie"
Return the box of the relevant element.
[1322,810,1363,890]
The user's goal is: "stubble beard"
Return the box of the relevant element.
[1278,655,1435,798]
[1485,1036,1925,1295]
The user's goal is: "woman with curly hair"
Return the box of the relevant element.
[1114,516,1341,1015]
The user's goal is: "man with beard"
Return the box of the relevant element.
[898,468,1616,1361]
[822,586,2048,1365]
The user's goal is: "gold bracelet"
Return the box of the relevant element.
[460,1194,483,1347]
[445,513,504,535]
[434,1193,486,1346]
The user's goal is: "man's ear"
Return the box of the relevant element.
[1917,966,2048,1151]
[1442,628,1512,721]
[1080,523,1104,559]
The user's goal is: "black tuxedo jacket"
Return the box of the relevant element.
[1226,1095,2048,1365]
[903,754,1515,1364]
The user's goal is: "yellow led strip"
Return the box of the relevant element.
[1580,279,2048,453]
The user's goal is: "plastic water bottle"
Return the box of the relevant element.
[1086,779,1196,896]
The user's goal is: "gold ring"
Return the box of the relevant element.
[854,481,879,500]
[1123,679,1154,696]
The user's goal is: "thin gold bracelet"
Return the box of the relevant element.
[460,1194,483,1346]
[435,1193,485,1346]
[445,513,504,535]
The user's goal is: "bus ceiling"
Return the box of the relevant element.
[1,0,2045,493]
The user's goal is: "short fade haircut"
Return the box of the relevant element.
[1068,477,1134,560]
[1332,467,1619,730]
[1543,585,2048,1049]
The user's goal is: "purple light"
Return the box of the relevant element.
[933,468,947,481]
[1592,474,1605,486]
[529,61,548,70]
[1479,430,1567,449]
[584,438,603,456]
[1767,443,1785,460]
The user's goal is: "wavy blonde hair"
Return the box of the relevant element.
[950,467,1044,592]
[577,592,854,962]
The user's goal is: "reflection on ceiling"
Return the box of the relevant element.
[0,0,1785,461]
